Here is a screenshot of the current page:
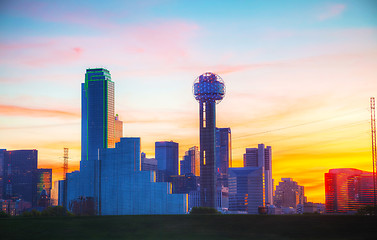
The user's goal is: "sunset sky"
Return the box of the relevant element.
[1,0,377,203]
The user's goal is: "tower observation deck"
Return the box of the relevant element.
[193,72,225,208]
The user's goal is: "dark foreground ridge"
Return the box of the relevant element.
[1,215,377,240]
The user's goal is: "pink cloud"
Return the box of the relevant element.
[318,4,346,21]
[73,47,83,54]
[0,41,55,51]
[122,21,199,63]
[0,38,86,67]
[0,19,199,67]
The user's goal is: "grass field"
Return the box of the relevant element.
[1,215,377,240]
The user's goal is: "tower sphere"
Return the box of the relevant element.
[193,72,225,104]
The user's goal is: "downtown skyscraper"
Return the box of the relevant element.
[274,178,305,209]
[216,128,231,187]
[244,144,273,205]
[1,150,38,207]
[81,68,114,199]
[180,146,200,176]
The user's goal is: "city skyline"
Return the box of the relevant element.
[1,0,377,203]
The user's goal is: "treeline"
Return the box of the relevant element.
[0,206,73,218]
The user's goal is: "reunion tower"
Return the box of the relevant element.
[193,72,225,208]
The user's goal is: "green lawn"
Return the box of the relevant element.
[1,215,377,240]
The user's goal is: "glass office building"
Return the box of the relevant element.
[155,141,179,181]
[215,128,231,187]
[243,144,273,205]
[2,150,38,206]
[100,138,187,215]
[228,167,264,214]
[325,168,376,213]
[180,146,199,176]
[36,168,52,202]
[81,68,114,198]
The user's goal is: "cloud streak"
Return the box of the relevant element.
[318,4,346,21]
[0,104,80,118]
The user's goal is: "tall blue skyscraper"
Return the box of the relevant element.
[193,72,225,208]
[155,141,179,181]
[81,68,114,199]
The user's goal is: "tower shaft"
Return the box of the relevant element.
[200,100,217,208]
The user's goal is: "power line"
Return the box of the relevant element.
[233,108,367,140]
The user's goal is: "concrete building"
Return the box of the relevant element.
[274,178,305,209]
